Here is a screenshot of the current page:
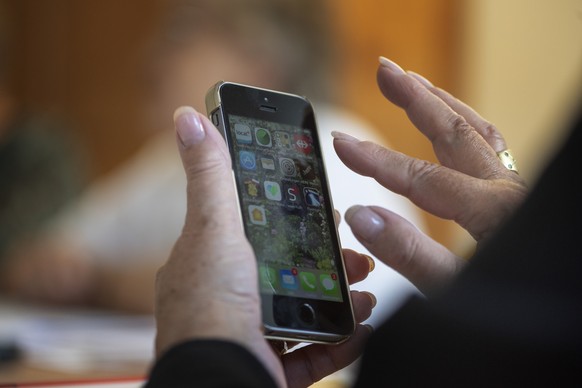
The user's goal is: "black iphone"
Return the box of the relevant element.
[205,81,355,344]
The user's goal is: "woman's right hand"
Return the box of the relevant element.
[333,57,528,296]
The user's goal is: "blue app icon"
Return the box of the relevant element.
[303,187,322,207]
[239,151,256,170]
[279,269,298,290]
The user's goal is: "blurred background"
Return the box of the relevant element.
[1,0,581,385]
[2,0,580,252]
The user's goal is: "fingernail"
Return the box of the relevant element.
[362,254,375,273]
[362,291,377,308]
[407,71,434,88]
[174,106,205,146]
[334,209,342,224]
[378,56,406,75]
[331,131,360,143]
[345,205,385,243]
[363,324,375,334]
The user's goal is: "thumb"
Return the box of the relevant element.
[173,106,240,233]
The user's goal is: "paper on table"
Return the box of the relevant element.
[0,299,155,373]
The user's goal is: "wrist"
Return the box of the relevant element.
[154,297,264,358]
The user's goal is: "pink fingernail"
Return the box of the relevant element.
[174,106,205,146]
[345,205,385,243]
[378,56,406,75]
[331,131,360,143]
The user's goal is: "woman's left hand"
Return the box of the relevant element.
[155,106,375,388]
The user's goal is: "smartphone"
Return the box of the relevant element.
[205,81,355,344]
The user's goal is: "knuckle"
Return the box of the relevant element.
[481,122,507,150]
[447,113,473,140]
[409,157,438,177]
[406,158,440,200]
[432,112,475,149]
[481,122,499,138]
[391,229,421,272]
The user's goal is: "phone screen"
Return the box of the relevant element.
[208,82,354,341]
[227,114,344,303]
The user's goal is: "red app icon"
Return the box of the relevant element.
[283,182,301,204]
[297,160,316,181]
[294,134,313,154]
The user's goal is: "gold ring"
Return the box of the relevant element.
[497,149,518,173]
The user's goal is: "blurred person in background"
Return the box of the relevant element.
[0,0,424,327]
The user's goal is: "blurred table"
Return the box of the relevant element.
[0,298,152,386]
[0,298,353,387]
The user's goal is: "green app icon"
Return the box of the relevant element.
[299,271,317,292]
[255,128,272,147]
[259,265,277,290]
[319,274,340,297]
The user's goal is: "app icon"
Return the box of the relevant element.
[244,178,261,198]
[264,180,282,201]
[297,160,316,181]
[248,205,266,225]
[273,131,292,150]
[234,123,252,144]
[239,151,256,170]
[294,134,313,154]
[303,187,322,207]
[280,269,298,290]
[283,182,301,204]
[255,127,272,147]
[299,271,317,292]
[260,155,276,171]
[279,157,296,177]
[319,274,340,297]
[259,265,277,289]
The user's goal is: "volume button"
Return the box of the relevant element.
[210,109,227,140]
[212,111,220,126]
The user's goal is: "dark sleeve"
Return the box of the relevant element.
[354,109,582,387]
[144,340,278,388]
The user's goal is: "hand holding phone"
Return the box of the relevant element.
[206,81,355,343]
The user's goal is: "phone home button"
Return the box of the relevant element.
[297,303,316,326]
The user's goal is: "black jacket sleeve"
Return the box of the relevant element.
[144,340,278,388]
[354,109,582,387]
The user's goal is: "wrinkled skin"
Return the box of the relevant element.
[153,58,528,388]
[334,59,527,296]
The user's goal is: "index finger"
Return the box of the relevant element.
[332,133,484,226]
